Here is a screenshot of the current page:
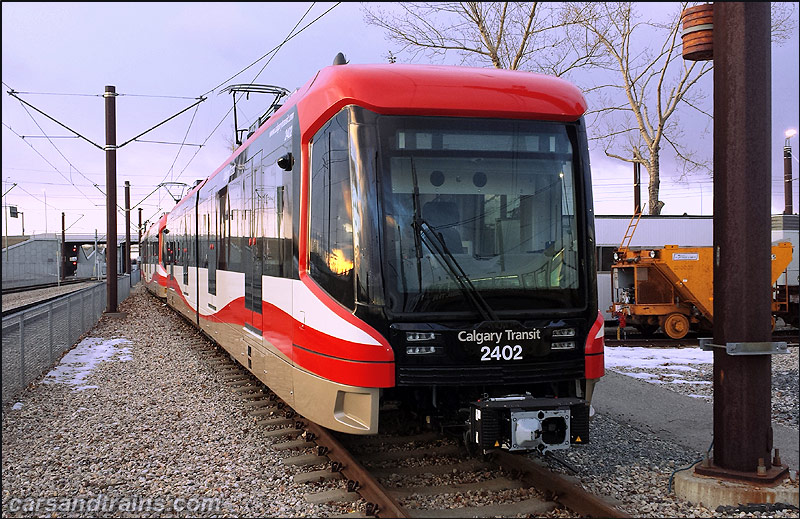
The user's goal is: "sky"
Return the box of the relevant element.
[2,2,798,239]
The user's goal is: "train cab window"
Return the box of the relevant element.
[309,110,355,309]
[377,115,583,313]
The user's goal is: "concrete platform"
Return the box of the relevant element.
[593,371,799,471]
[674,462,799,509]
[593,370,800,507]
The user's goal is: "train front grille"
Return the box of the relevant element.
[396,358,584,386]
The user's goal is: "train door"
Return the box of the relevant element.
[207,191,220,315]
[244,150,264,334]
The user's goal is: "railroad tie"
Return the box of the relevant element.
[271,439,316,452]
[240,399,272,408]
[256,416,293,427]
[281,453,329,467]
[326,512,369,519]
[303,488,360,505]
[292,469,343,484]
[239,390,268,400]
[262,428,302,439]
[233,385,262,394]
[409,497,556,517]
[389,476,524,498]
[248,406,278,417]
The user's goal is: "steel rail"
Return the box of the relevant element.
[303,421,410,518]
[489,450,631,518]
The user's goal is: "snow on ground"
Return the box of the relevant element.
[604,346,713,393]
[41,337,132,391]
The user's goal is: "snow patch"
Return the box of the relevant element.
[42,337,132,391]
[606,346,712,390]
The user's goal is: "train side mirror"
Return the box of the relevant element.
[277,152,294,171]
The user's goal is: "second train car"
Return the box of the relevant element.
[142,56,604,454]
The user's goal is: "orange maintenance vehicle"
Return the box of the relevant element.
[609,241,794,339]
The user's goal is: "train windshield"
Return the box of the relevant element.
[377,115,584,316]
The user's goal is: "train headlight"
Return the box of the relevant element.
[405,332,442,355]
[649,250,657,259]
[551,341,576,350]
[612,251,620,262]
[552,328,576,338]
[406,345,443,355]
[406,331,436,342]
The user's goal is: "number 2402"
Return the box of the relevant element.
[480,344,523,361]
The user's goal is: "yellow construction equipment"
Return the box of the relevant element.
[609,242,794,339]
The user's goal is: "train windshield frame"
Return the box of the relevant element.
[372,113,587,318]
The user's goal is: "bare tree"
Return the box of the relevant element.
[570,2,797,215]
[363,2,797,215]
[565,2,715,215]
[361,2,603,76]
[362,2,708,214]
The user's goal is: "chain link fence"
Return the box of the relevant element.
[2,270,141,405]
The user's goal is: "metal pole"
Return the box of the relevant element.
[61,212,66,281]
[105,85,118,313]
[711,2,774,475]
[95,229,99,280]
[784,143,793,215]
[138,207,142,252]
[633,162,642,214]
[125,180,131,276]
[4,206,7,262]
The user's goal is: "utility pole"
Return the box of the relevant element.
[698,2,788,483]
[94,230,99,280]
[633,162,642,214]
[125,180,131,276]
[785,131,795,215]
[61,212,66,281]
[138,207,143,251]
[105,85,118,313]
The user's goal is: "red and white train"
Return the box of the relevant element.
[142,55,604,454]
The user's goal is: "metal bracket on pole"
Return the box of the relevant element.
[699,338,789,355]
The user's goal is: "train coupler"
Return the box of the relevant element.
[466,395,589,454]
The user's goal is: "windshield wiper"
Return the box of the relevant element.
[409,157,498,322]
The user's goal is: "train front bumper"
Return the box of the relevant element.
[467,395,589,454]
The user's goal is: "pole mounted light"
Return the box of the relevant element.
[784,129,796,215]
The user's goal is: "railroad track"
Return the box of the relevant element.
[2,280,103,316]
[1,276,98,295]
[188,338,629,518]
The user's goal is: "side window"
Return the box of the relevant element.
[309,110,354,309]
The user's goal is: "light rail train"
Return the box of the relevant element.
[142,55,605,454]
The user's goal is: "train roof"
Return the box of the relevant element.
[169,62,588,212]
[292,63,588,137]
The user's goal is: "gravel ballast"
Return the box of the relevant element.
[2,286,798,517]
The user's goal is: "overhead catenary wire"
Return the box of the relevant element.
[2,122,101,206]
[200,2,339,97]
[156,2,338,196]
[17,98,107,197]
[8,3,351,229]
